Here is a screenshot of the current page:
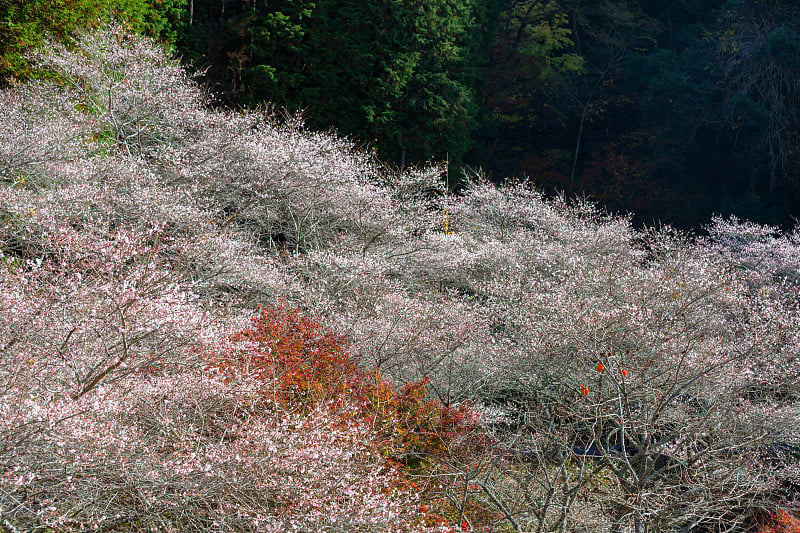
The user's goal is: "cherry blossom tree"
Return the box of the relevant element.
[1,24,799,532]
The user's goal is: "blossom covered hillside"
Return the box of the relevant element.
[1,27,800,532]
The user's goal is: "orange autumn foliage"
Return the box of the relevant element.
[754,510,800,533]
[204,304,493,531]
[207,304,479,461]
[222,304,360,405]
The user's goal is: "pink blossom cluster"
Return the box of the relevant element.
[1,370,430,532]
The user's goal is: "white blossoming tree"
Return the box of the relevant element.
[1,25,798,533]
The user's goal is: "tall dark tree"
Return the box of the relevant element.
[177,0,314,99]
[178,0,482,167]
[713,0,800,206]
[477,0,584,178]
[297,0,481,165]
[614,0,800,225]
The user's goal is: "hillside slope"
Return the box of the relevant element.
[2,27,800,532]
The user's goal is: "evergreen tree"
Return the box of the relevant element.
[298,0,481,165]
[712,0,800,216]
[178,0,481,166]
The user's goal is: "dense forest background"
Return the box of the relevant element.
[2,0,799,228]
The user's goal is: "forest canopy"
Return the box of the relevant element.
[2,0,799,227]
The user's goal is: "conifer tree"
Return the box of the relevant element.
[178,0,481,166]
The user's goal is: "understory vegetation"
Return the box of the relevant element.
[1,28,799,532]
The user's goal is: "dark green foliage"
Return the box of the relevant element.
[768,25,800,67]
[287,0,480,165]
[476,0,584,178]
[500,0,800,228]
[0,0,186,83]
[178,0,481,166]
[176,0,313,99]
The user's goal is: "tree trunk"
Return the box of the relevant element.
[570,107,586,187]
